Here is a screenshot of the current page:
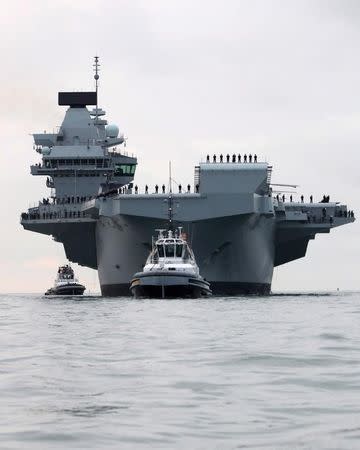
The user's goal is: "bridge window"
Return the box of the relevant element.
[183,246,191,260]
[165,243,175,257]
[157,244,165,257]
[176,244,183,258]
[114,164,136,176]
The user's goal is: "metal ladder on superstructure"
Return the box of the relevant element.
[266,166,273,185]
[266,165,273,194]
[194,165,200,190]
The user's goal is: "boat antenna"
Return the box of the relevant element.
[93,56,100,122]
[168,192,174,231]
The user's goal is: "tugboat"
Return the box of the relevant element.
[130,227,212,298]
[45,264,86,296]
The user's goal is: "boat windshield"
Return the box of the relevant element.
[157,244,165,257]
[165,243,175,257]
[175,244,183,257]
[183,245,191,260]
[58,265,74,279]
[155,241,185,259]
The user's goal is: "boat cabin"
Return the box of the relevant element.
[146,230,196,265]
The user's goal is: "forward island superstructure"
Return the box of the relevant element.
[21,59,355,295]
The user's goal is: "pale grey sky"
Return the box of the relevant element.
[1,0,359,292]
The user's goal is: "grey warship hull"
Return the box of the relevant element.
[97,213,274,296]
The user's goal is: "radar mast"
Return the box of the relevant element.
[93,56,100,122]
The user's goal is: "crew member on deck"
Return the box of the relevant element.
[145,185,148,194]
[249,154,252,163]
[206,155,210,163]
[220,154,223,162]
[155,184,159,194]
[232,154,236,163]
[226,154,230,163]
[238,154,241,162]
[162,184,166,193]
[244,154,247,163]
[213,154,216,163]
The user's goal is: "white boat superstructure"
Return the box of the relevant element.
[143,229,198,275]
[130,228,211,298]
[45,264,85,296]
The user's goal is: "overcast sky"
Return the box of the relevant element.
[1,0,359,293]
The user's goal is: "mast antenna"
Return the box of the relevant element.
[168,192,173,231]
[168,161,172,194]
[93,56,100,122]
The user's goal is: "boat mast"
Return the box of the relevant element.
[168,193,173,231]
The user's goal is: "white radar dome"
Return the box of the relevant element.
[106,124,119,138]
[41,146,51,155]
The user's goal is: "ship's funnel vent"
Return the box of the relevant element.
[58,92,97,108]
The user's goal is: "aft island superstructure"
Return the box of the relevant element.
[21,60,355,296]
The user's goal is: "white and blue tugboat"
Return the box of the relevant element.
[130,228,211,298]
[45,264,85,296]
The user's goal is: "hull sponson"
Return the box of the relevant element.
[96,214,275,296]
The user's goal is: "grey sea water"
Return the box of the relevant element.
[1,292,360,450]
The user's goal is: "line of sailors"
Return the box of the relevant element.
[133,184,200,194]
[276,194,327,204]
[21,209,88,220]
[338,210,355,218]
[40,196,96,205]
[206,154,258,163]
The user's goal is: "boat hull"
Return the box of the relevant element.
[130,271,211,298]
[45,283,85,296]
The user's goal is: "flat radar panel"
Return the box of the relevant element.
[58,92,97,107]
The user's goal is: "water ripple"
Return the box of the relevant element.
[0,292,359,449]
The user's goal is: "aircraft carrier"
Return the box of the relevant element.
[21,59,355,296]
